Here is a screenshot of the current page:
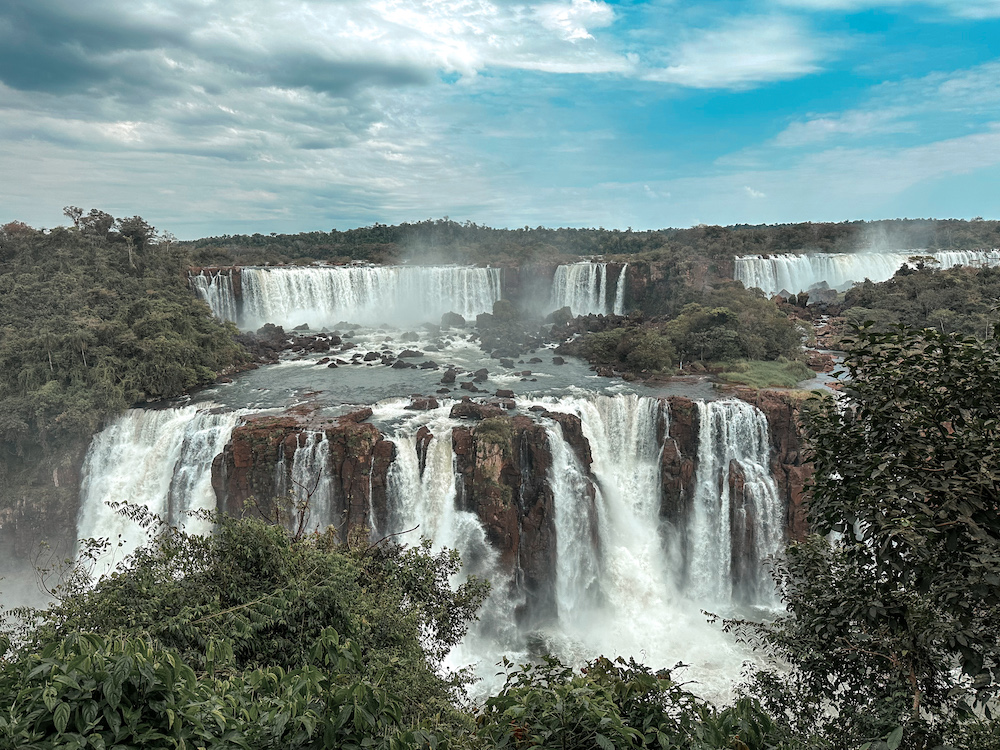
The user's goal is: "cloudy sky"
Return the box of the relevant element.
[1,0,998,238]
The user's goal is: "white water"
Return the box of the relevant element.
[190,271,239,323]
[735,249,1000,296]
[196,265,502,329]
[382,408,524,686]
[612,263,628,316]
[549,262,609,316]
[276,431,336,534]
[73,392,787,702]
[77,406,241,576]
[688,400,783,606]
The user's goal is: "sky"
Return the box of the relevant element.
[1,0,999,238]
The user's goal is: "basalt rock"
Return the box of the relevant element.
[212,411,391,541]
[452,415,565,623]
[733,388,810,541]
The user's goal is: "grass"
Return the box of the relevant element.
[717,358,815,389]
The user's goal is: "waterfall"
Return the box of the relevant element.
[544,423,600,620]
[190,271,239,323]
[688,400,783,605]
[383,411,523,685]
[77,406,241,575]
[549,262,609,316]
[735,249,1000,296]
[612,263,628,316]
[232,265,501,329]
[277,431,335,534]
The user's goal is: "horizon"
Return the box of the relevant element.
[2,1,999,239]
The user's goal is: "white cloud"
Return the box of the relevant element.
[745,186,766,198]
[772,60,1000,148]
[774,109,912,147]
[774,0,1000,19]
[535,0,615,41]
[643,16,829,89]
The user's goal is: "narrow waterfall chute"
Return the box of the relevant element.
[688,399,784,605]
[190,271,239,323]
[612,263,628,316]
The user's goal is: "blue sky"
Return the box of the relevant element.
[1,0,998,238]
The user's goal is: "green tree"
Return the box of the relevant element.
[742,326,1000,749]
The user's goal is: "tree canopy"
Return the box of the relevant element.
[742,326,1000,750]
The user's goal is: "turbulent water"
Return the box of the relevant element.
[735,249,1000,296]
[76,390,784,702]
[193,265,503,329]
[76,406,242,576]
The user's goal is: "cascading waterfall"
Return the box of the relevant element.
[735,249,1000,296]
[77,406,241,576]
[549,262,609,316]
[612,263,628,315]
[544,423,600,619]
[383,410,524,685]
[230,266,501,329]
[534,394,756,699]
[190,271,239,323]
[688,400,783,605]
[277,431,335,534]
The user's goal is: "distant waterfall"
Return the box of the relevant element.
[735,249,1000,296]
[199,266,502,329]
[274,431,335,534]
[612,263,628,315]
[77,406,241,575]
[190,271,239,323]
[688,400,783,604]
[550,263,609,316]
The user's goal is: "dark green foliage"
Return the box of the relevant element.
[0,627,444,749]
[19,515,488,726]
[0,217,245,452]
[477,655,783,749]
[842,264,1000,340]
[741,326,1000,750]
[570,284,803,377]
[184,218,1000,268]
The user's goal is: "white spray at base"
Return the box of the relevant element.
[382,409,524,689]
[76,406,242,577]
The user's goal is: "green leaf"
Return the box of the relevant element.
[886,726,903,750]
[53,701,71,734]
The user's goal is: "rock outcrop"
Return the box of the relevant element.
[212,410,392,540]
[733,388,811,541]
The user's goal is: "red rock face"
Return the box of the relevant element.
[212,411,392,541]
[733,388,811,541]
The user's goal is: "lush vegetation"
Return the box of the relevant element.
[840,262,1000,340]
[560,283,807,383]
[0,211,246,549]
[1,514,784,750]
[185,218,1000,268]
[0,212,245,452]
[739,326,1000,749]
